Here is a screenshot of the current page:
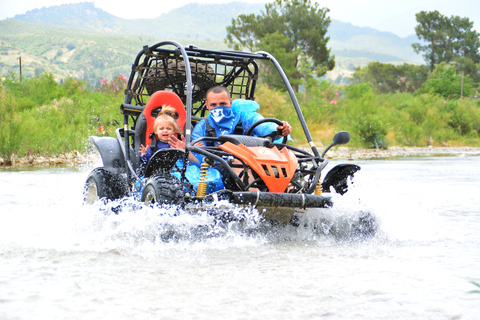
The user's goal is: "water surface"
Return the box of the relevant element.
[1,156,479,319]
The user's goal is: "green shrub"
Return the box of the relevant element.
[353,114,389,149]
[417,62,473,99]
[344,82,372,100]
[0,73,124,158]
[1,71,479,160]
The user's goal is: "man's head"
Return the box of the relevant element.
[205,86,232,111]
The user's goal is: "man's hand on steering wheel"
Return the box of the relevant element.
[276,121,292,137]
[246,118,291,144]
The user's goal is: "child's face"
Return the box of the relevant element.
[155,120,175,143]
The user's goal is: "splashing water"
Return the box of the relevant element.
[1,156,479,319]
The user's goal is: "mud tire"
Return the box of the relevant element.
[83,168,128,204]
[141,174,185,207]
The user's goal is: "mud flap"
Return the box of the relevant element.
[90,136,126,173]
[144,148,185,177]
[322,163,360,195]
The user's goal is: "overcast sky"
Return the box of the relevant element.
[1,0,479,37]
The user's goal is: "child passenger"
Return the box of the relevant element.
[139,106,181,164]
[139,105,224,193]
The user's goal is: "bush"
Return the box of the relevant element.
[1,71,480,160]
[417,62,473,99]
[0,73,124,158]
[353,114,389,149]
[344,82,372,100]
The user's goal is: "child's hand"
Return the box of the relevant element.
[193,141,204,147]
[169,135,186,150]
[169,135,204,151]
[139,144,147,156]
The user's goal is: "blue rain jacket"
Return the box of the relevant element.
[191,99,279,141]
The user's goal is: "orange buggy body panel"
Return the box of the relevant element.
[219,142,298,193]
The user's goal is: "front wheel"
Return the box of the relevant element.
[141,174,185,207]
[83,168,128,204]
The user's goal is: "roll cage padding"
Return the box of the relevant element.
[217,135,272,147]
[142,91,187,147]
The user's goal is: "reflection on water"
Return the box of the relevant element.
[1,156,479,319]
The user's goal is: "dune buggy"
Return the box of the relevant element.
[83,40,364,225]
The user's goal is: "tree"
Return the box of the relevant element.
[452,56,480,86]
[259,32,302,90]
[351,62,429,94]
[225,13,259,52]
[225,0,335,91]
[416,62,473,99]
[412,11,480,71]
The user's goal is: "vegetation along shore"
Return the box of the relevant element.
[2,146,479,168]
[1,2,479,167]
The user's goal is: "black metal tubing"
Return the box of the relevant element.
[228,191,332,208]
[120,103,143,116]
[122,40,193,184]
[256,51,320,159]
[119,41,327,192]
[188,146,247,190]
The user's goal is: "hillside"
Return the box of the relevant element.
[11,2,267,40]
[1,2,424,85]
[0,20,161,85]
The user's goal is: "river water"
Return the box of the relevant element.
[1,154,479,319]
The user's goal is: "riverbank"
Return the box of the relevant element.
[325,146,480,160]
[0,151,98,167]
[1,146,479,167]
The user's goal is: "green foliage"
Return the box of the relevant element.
[452,57,480,86]
[343,83,372,100]
[352,62,429,94]
[417,62,473,99]
[260,32,302,90]
[3,73,62,106]
[306,84,480,148]
[300,78,341,124]
[444,100,479,136]
[0,73,125,158]
[225,0,334,91]
[333,91,389,148]
[354,114,389,149]
[412,11,480,71]
[1,72,480,160]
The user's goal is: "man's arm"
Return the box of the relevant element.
[191,119,207,141]
[241,112,292,142]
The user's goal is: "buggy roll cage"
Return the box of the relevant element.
[119,40,324,188]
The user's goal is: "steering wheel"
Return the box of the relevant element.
[245,118,288,144]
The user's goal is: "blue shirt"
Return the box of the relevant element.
[141,140,170,164]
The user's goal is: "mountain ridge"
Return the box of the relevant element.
[1,2,424,84]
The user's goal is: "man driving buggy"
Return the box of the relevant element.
[168,85,292,191]
[170,85,292,148]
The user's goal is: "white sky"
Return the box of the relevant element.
[1,0,479,37]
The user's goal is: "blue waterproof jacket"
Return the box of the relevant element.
[191,99,279,142]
